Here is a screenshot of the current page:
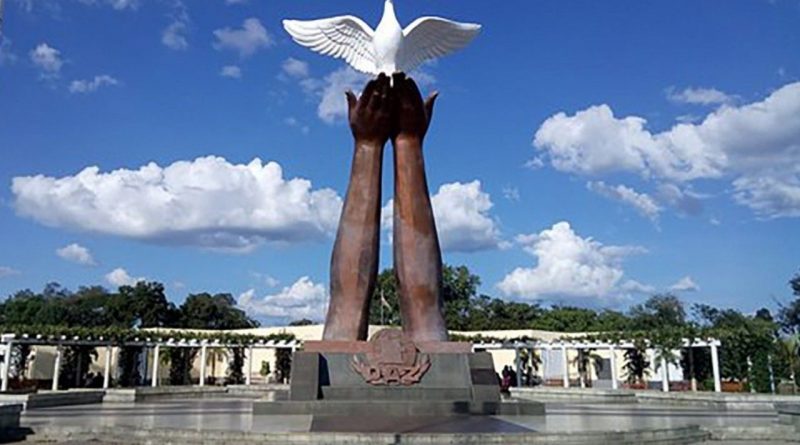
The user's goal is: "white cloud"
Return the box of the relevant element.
[498,222,646,303]
[282,57,309,79]
[78,0,140,10]
[524,157,545,170]
[669,276,700,292]
[667,86,734,106]
[284,116,310,134]
[250,271,280,288]
[161,1,189,51]
[106,0,139,10]
[0,37,17,66]
[68,75,119,94]
[0,266,21,278]
[533,82,800,218]
[657,183,705,216]
[56,243,96,266]
[162,21,188,50]
[295,66,435,124]
[305,67,368,124]
[220,65,242,79]
[29,43,63,78]
[12,156,342,252]
[732,174,800,219]
[381,181,504,252]
[587,181,662,222]
[105,267,144,287]
[213,18,272,58]
[502,187,520,202]
[621,280,656,295]
[237,276,328,321]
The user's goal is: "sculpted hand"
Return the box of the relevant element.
[346,73,392,146]
[392,72,438,142]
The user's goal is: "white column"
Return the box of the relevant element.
[103,345,112,389]
[514,346,522,387]
[541,347,548,384]
[609,345,618,390]
[1,340,12,392]
[199,344,207,387]
[561,345,569,388]
[52,345,62,391]
[246,345,253,386]
[768,354,776,394]
[747,356,755,393]
[710,342,721,393]
[661,356,669,392]
[151,344,160,388]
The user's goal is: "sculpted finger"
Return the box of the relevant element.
[379,74,391,106]
[361,79,379,106]
[425,91,439,124]
[368,78,384,111]
[345,91,358,114]
[405,77,424,103]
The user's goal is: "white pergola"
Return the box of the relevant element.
[473,338,722,393]
[0,333,298,392]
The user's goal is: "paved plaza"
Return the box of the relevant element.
[16,398,788,441]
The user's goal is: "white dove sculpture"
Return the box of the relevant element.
[283,0,481,76]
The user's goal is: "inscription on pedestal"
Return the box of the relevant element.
[350,329,431,386]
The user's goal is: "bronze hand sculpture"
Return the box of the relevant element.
[323,72,448,342]
[323,74,392,341]
[391,73,448,342]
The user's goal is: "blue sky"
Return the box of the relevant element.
[1,0,799,324]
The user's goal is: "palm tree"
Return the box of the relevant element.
[517,348,542,386]
[780,336,799,392]
[206,348,229,384]
[572,348,603,388]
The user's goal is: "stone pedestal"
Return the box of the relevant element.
[253,333,543,417]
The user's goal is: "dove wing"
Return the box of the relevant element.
[398,17,481,73]
[283,16,378,75]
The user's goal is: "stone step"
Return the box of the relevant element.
[22,424,712,445]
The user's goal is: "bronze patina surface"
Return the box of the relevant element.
[351,329,431,386]
[323,72,449,343]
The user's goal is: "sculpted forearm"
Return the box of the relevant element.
[393,137,448,342]
[323,75,392,341]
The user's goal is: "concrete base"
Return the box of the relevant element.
[776,403,800,430]
[253,399,545,417]
[0,389,104,410]
[0,403,22,429]
[513,387,637,404]
[104,386,228,403]
[254,344,540,417]
[515,387,800,411]
[21,423,712,444]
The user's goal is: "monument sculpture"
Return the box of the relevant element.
[283,0,481,76]
[285,0,479,345]
[255,2,542,418]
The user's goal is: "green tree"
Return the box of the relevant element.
[778,270,800,336]
[275,348,292,384]
[369,269,400,326]
[117,282,177,328]
[629,294,686,330]
[226,347,246,384]
[441,265,481,330]
[533,306,599,332]
[180,293,257,330]
[368,265,482,329]
[623,342,650,385]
